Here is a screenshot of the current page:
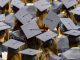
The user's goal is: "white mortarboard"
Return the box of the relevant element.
[64,30,80,36]
[61,47,80,60]
[57,35,69,50]
[43,11,60,30]
[36,30,57,42]
[69,6,80,15]
[34,0,51,11]
[5,13,15,27]
[15,7,34,24]
[21,19,41,39]
[61,0,77,8]
[19,48,42,55]
[26,6,37,16]
[60,18,78,30]
[0,14,5,21]
[11,0,25,9]
[52,1,62,10]
[0,22,10,30]
[3,39,25,49]
[0,0,9,7]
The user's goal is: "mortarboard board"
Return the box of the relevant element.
[0,22,10,31]
[11,0,25,9]
[0,0,9,7]
[19,48,42,55]
[15,7,34,24]
[69,6,80,15]
[21,19,41,39]
[26,6,37,16]
[52,1,62,11]
[34,0,51,12]
[0,14,5,21]
[36,30,57,42]
[64,30,80,36]
[61,47,80,60]
[60,18,78,30]
[43,10,61,30]
[5,13,15,27]
[61,0,77,8]
[3,39,25,49]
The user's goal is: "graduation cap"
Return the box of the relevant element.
[34,0,51,12]
[61,47,80,60]
[61,0,77,8]
[11,0,25,9]
[0,0,9,7]
[19,48,42,55]
[52,1,62,12]
[15,6,34,24]
[64,30,80,36]
[21,18,41,39]
[2,39,25,49]
[36,30,57,42]
[69,6,80,15]
[0,14,5,21]
[43,10,61,31]
[5,13,15,28]
[0,22,10,31]
[26,6,37,16]
[60,18,78,30]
